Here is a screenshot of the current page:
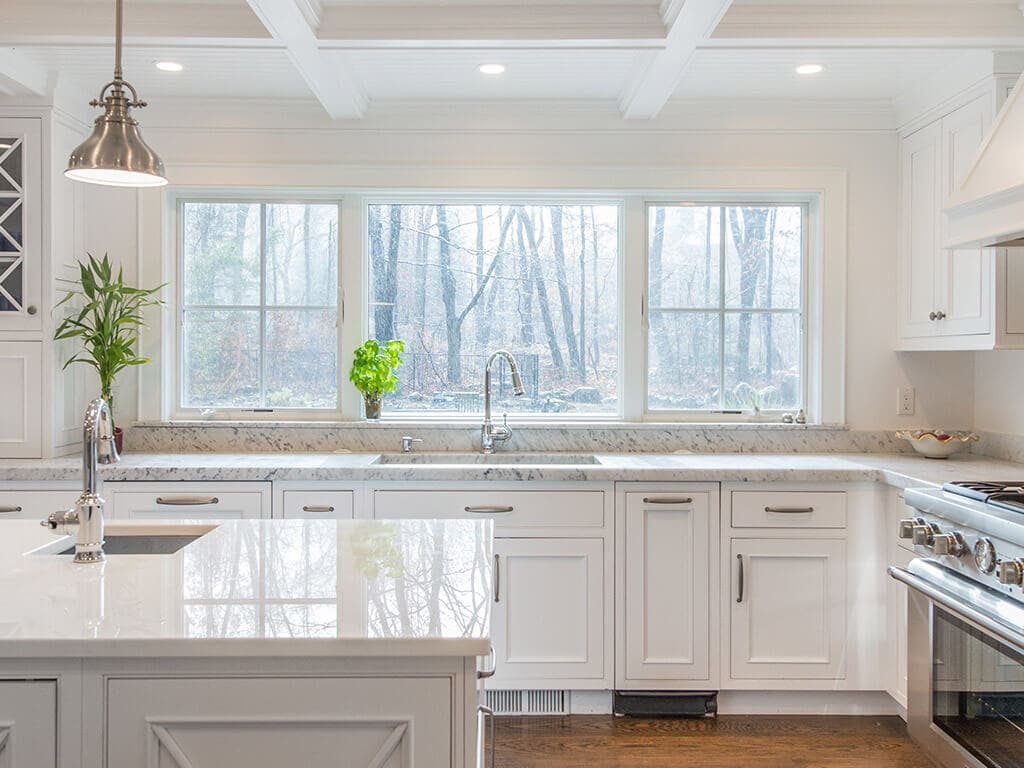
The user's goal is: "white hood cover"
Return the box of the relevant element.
[946,74,1024,248]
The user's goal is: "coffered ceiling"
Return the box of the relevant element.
[1,0,1022,120]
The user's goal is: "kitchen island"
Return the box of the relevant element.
[0,518,492,768]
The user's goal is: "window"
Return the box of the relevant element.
[646,204,805,414]
[179,201,339,411]
[367,202,620,415]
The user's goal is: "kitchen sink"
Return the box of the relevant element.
[55,534,202,555]
[372,452,601,465]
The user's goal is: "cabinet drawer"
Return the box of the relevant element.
[372,489,604,530]
[0,489,79,520]
[107,483,270,520]
[731,491,846,528]
[280,491,354,519]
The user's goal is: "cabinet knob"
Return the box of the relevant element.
[929,310,946,321]
[26,305,36,315]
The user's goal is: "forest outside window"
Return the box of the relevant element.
[367,202,620,416]
[647,203,806,415]
[179,201,340,411]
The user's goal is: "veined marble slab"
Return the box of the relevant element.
[1,451,1023,487]
[0,518,492,657]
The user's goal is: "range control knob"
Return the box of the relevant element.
[912,522,941,548]
[997,559,1024,587]
[899,517,925,539]
[933,531,968,558]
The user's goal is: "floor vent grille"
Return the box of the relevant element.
[486,689,568,715]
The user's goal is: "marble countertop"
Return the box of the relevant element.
[2,451,1023,488]
[0,518,492,658]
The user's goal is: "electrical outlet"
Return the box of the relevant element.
[898,386,915,416]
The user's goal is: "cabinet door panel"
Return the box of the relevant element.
[280,490,354,519]
[491,538,604,684]
[941,96,991,336]
[900,122,943,339]
[622,492,710,683]
[0,342,41,458]
[0,680,56,768]
[106,676,450,768]
[0,118,42,332]
[731,538,846,680]
[0,489,78,520]
[107,483,269,520]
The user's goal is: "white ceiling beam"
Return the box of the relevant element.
[620,0,734,119]
[245,0,366,120]
[0,47,49,96]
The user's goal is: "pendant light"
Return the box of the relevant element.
[65,0,166,187]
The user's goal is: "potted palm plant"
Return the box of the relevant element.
[349,339,404,419]
[54,253,165,452]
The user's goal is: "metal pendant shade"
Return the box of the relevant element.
[65,0,166,187]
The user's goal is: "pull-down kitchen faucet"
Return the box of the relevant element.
[481,350,525,453]
[42,398,120,563]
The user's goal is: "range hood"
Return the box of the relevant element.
[946,73,1024,248]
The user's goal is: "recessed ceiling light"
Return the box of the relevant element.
[795,64,824,75]
[478,63,506,76]
[154,61,183,72]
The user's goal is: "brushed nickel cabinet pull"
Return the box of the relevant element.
[494,554,501,603]
[642,497,693,505]
[0,505,22,513]
[736,554,745,603]
[155,496,219,506]
[764,506,815,514]
[466,505,514,514]
[477,647,496,680]
[301,505,335,513]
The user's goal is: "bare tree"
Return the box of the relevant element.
[517,208,564,372]
[550,207,582,377]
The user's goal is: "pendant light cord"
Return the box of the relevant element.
[114,0,123,82]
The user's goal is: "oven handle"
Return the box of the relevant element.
[888,565,1024,651]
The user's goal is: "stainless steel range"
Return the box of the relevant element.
[891,481,1024,768]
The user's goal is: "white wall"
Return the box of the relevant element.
[975,350,1024,434]
[108,103,976,430]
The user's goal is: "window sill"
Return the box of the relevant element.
[135,419,847,431]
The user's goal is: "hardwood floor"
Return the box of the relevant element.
[494,715,936,767]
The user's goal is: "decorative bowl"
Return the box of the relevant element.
[896,430,978,459]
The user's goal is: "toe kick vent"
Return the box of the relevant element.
[486,689,568,715]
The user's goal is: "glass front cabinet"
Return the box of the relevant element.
[0,117,40,332]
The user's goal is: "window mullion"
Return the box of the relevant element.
[718,205,727,412]
[259,203,267,408]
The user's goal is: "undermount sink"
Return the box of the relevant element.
[372,452,601,465]
[54,534,202,556]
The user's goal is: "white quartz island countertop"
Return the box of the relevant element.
[0,518,493,658]
[1,451,1023,488]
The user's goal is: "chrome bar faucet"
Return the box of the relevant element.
[42,398,120,563]
[481,350,525,454]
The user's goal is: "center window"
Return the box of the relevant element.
[367,203,620,416]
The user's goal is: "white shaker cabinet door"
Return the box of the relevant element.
[0,342,41,458]
[491,537,606,687]
[730,538,847,681]
[620,491,712,686]
[899,121,943,340]
[0,680,57,768]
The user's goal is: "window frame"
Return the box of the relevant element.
[172,194,344,419]
[163,183,838,426]
[642,199,811,420]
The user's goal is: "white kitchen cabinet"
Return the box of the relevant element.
[104,675,453,768]
[0,680,57,768]
[0,117,42,334]
[729,538,847,680]
[0,342,41,459]
[618,489,715,688]
[106,482,271,520]
[279,490,355,519]
[491,538,607,688]
[897,85,1024,349]
[0,488,79,521]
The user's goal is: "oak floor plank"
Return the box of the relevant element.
[494,715,937,767]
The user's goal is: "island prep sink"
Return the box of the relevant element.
[373,452,601,465]
[54,534,202,556]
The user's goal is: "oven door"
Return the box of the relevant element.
[890,560,1024,768]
